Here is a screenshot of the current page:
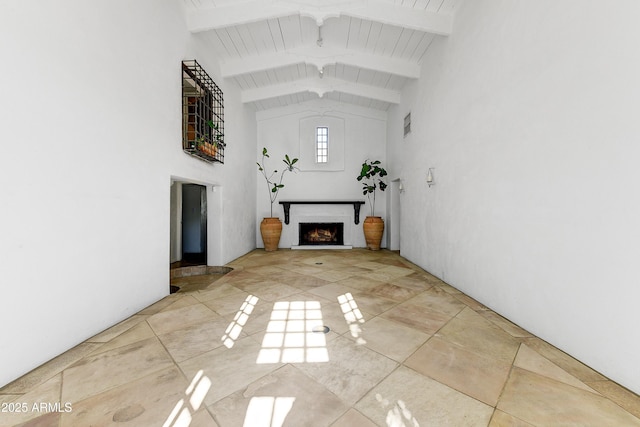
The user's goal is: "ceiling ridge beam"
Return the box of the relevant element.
[344,0,452,35]
[241,77,401,104]
[187,1,298,32]
[188,0,452,35]
[221,46,420,79]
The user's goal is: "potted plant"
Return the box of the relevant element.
[257,147,298,251]
[196,120,223,158]
[357,159,387,250]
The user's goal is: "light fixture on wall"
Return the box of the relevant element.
[426,168,435,187]
[398,180,404,193]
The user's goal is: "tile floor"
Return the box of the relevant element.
[2,249,640,426]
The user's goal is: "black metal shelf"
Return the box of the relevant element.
[279,200,366,225]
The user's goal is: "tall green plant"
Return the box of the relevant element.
[257,147,299,217]
[357,159,387,217]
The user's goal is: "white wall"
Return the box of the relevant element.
[169,182,182,263]
[256,100,387,249]
[0,0,256,387]
[176,33,258,267]
[388,0,640,393]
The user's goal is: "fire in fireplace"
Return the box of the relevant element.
[299,223,344,246]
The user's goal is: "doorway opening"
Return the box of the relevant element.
[170,181,208,270]
[170,179,224,294]
[181,183,207,265]
[170,181,208,294]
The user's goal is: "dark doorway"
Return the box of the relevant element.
[182,184,207,265]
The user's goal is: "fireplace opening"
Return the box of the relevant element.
[299,223,344,246]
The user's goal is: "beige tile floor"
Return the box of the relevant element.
[2,249,640,426]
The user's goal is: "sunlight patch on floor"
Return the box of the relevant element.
[256,301,329,364]
[338,292,366,344]
[222,295,259,348]
[377,393,420,427]
[243,396,296,427]
[163,370,211,427]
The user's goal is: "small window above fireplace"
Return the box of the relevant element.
[316,126,328,163]
[298,116,344,171]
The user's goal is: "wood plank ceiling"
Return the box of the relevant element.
[183,0,461,111]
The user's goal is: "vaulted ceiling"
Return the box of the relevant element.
[183,0,461,111]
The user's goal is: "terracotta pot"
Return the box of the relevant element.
[260,217,283,251]
[363,216,384,250]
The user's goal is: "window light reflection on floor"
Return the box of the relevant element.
[163,370,212,427]
[243,396,296,427]
[376,393,420,427]
[222,295,259,348]
[256,301,329,364]
[337,292,366,344]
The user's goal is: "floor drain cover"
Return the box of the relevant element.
[312,325,330,334]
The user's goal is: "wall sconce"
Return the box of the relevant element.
[398,180,404,193]
[426,168,435,187]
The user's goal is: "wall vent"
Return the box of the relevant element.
[403,112,411,137]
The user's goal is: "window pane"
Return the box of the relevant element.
[316,127,328,163]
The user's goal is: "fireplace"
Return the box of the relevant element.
[299,223,344,246]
